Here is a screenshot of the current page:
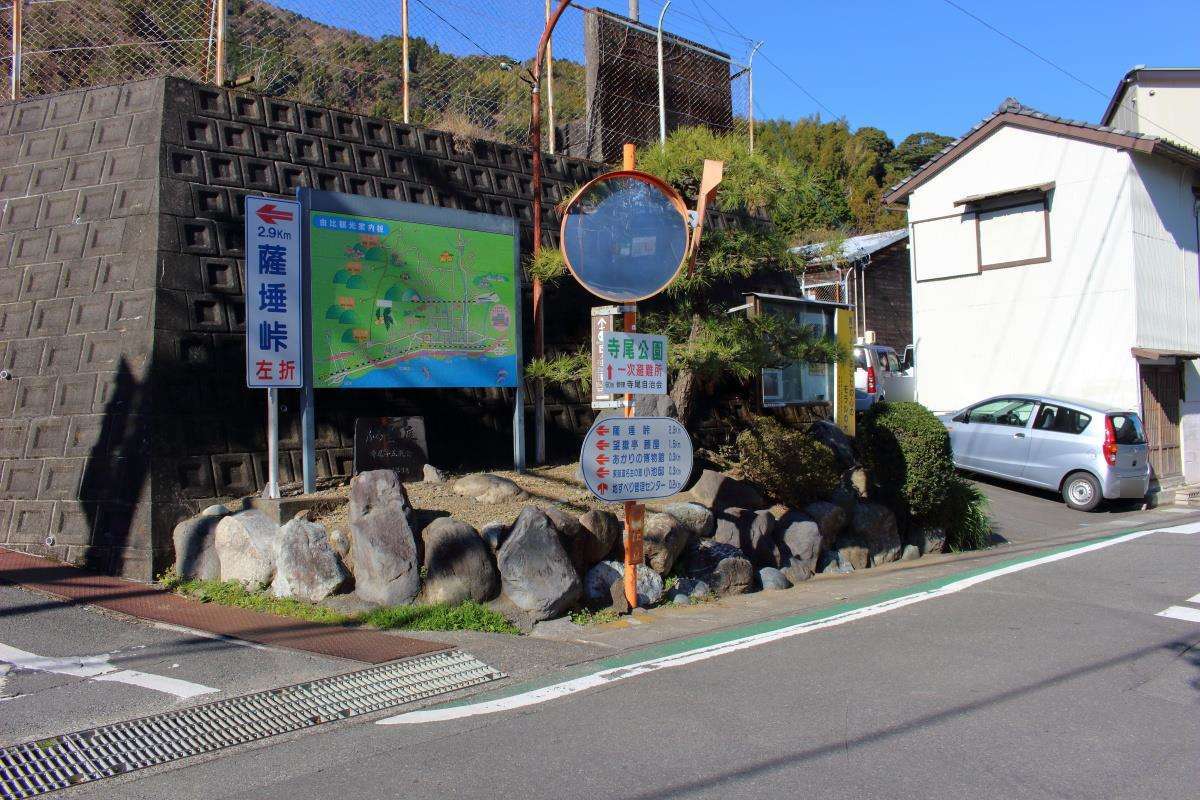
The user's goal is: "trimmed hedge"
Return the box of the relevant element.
[736,415,841,507]
[858,401,956,523]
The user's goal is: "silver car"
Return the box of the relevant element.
[939,394,1150,511]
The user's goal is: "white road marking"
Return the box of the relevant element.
[0,643,217,700]
[1156,606,1200,624]
[1187,593,1200,604]
[382,525,1184,725]
[1156,521,1200,535]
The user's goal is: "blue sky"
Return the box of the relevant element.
[280,0,1200,145]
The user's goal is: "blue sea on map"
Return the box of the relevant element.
[341,354,519,389]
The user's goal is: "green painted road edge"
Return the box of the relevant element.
[430,523,1174,711]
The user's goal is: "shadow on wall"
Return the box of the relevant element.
[79,357,152,577]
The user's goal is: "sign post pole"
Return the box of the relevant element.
[621,301,640,608]
[265,387,280,499]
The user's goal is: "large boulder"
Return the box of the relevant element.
[173,506,229,581]
[634,393,678,418]
[853,502,902,566]
[584,560,662,607]
[544,506,587,574]
[643,512,689,575]
[662,502,715,538]
[348,501,421,606]
[714,507,779,568]
[831,468,868,515]
[682,539,753,596]
[453,473,526,504]
[808,420,858,470]
[271,517,348,602]
[758,567,791,591]
[496,507,581,621]
[350,469,413,523]
[775,512,822,582]
[578,509,622,565]
[214,510,279,586]
[687,469,765,511]
[420,518,500,604]
[804,501,847,551]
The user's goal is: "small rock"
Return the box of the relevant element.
[900,544,921,561]
[687,469,765,511]
[421,518,500,604]
[672,592,691,605]
[214,510,279,587]
[578,509,622,565]
[908,526,947,555]
[496,507,581,622]
[609,578,631,614]
[758,567,791,590]
[584,560,662,606]
[853,502,902,566]
[776,513,822,577]
[173,509,227,581]
[682,539,753,596]
[804,501,847,550]
[479,521,509,552]
[643,512,689,575]
[422,464,447,484]
[453,473,526,504]
[835,536,870,571]
[271,517,347,602]
[200,504,230,517]
[329,525,354,573]
[662,502,715,538]
[782,563,815,584]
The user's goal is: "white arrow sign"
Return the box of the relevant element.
[580,416,693,502]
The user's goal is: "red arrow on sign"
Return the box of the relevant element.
[255,203,294,225]
[596,467,610,478]
[607,364,613,381]
[594,454,608,465]
[596,425,609,436]
[595,440,609,450]
[597,482,608,493]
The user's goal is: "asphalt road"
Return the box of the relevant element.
[38,518,1198,800]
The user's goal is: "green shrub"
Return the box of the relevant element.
[736,416,841,506]
[858,401,955,524]
[940,477,992,551]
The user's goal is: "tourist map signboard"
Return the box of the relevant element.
[306,195,519,389]
[580,416,693,502]
[597,330,668,395]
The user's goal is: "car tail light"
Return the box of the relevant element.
[1103,416,1118,466]
[866,366,876,395]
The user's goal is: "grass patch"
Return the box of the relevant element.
[570,607,621,626]
[158,569,518,634]
[364,602,518,634]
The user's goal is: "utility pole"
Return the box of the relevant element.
[530,0,572,465]
[401,0,410,123]
[747,41,763,153]
[214,0,227,87]
[629,0,639,21]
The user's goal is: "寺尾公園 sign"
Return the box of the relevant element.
[596,330,668,396]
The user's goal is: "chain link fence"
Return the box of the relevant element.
[1,0,756,158]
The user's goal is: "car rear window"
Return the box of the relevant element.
[854,348,867,369]
[1108,413,1146,445]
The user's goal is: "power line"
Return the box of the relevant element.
[696,0,841,121]
[412,0,496,58]
[939,0,1200,151]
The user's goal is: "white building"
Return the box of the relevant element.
[883,70,1200,486]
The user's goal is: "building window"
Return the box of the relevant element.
[976,198,1051,269]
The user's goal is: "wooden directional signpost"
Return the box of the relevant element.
[561,144,719,608]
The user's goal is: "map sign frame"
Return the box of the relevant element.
[299,190,521,391]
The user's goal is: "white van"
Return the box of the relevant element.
[854,344,914,411]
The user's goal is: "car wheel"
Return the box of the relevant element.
[1062,471,1101,512]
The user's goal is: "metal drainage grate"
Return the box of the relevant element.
[0,650,502,799]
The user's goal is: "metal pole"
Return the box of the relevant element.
[656,1,671,146]
[531,0,572,465]
[629,0,639,22]
[266,388,280,499]
[10,0,22,101]
[401,0,410,124]
[620,142,641,610]
[545,0,555,154]
[747,41,763,153]
[214,0,227,87]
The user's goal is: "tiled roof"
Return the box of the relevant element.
[885,97,1200,203]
